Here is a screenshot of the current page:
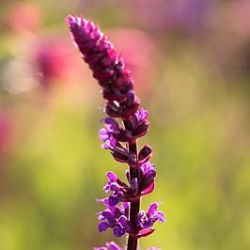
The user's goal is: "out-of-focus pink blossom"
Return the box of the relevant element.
[7,2,43,32]
[130,0,215,34]
[34,37,82,89]
[108,28,158,94]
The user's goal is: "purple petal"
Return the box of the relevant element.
[106,171,118,182]
[157,211,166,222]
[108,195,120,206]
[136,108,148,122]
[137,210,150,228]
[104,117,119,130]
[102,143,111,150]
[140,161,155,174]
[117,215,128,227]
[106,241,123,250]
[102,138,117,150]
[148,202,159,216]
[110,183,121,192]
[113,225,126,237]
[101,211,114,221]
[96,198,109,206]
[99,128,109,141]
[98,222,109,232]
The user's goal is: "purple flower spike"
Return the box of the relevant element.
[67,15,165,250]
[67,15,140,119]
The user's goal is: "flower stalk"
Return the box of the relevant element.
[66,15,165,250]
[127,139,139,249]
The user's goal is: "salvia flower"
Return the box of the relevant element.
[97,199,129,237]
[104,171,129,206]
[67,15,165,250]
[137,202,165,230]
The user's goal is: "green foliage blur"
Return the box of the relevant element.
[0,0,250,249]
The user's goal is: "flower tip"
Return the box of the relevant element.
[66,15,75,25]
[106,171,118,181]
[148,202,159,213]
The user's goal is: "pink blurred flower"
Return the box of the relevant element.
[108,28,158,94]
[34,37,82,89]
[7,2,43,32]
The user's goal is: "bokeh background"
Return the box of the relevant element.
[0,0,250,249]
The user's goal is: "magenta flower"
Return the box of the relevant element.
[67,15,165,250]
[34,37,81,89]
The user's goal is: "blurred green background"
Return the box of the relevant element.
[0,0,250,249]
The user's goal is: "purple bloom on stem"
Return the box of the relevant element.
[67,15,165,250]
[97,199,129,237]
[138,162,156,195]
[104,168,155,206]
[104,171,129,206]
[99,118,125,144]
[126,108,150,139]
[99,118,134,163]
[137,202,166,229]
